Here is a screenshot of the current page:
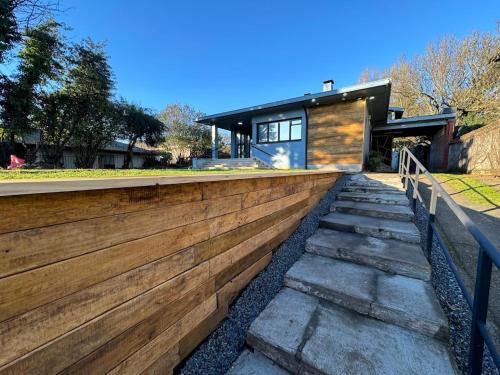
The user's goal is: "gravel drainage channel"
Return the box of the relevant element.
[177,174,349,375]
[406,183,498,375]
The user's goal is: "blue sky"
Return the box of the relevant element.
[58,0,499,115]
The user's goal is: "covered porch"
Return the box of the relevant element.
[209,119,252,159]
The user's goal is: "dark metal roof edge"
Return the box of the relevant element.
[197,78,391,124]
[373,120,449,131]
[387,112,455,125]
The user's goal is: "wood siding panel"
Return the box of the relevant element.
[0,171,341,374]
[307,100,366,167]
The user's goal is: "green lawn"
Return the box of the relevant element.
[435,173,500,206]
[0,168,290,181]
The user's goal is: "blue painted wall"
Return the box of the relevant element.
[251,108,307,168]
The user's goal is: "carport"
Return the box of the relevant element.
[371,112,456,171]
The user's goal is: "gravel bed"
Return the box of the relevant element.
[406,184,498,375]
[178,175,349,375]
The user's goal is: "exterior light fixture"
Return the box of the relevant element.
[311,98,316,103]
[369,96,375,100]
[237,121,243,125]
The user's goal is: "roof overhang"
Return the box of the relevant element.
[197,79,391,131]
[372,112,455,137]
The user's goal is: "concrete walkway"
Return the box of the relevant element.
[227,173,457,375]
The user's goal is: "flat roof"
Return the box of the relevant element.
[373,112,456,136]
[388,106,405,112]
[197,79,391,131]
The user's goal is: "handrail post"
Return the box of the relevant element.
[399,149,403,177]
[404,152,411,190]
[412,166,420,211]
[468,247,493,375]
[426,184,438,257]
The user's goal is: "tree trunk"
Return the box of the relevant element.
[123,139,137,169]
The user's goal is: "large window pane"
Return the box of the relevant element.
[268,122,278,142]
[290,122,301,140]
[258,124,267,143]
[279,121,290,141]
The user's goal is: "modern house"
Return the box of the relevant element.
[195,78,456,172]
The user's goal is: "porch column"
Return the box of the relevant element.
[230,129,237,158]
[211,124,218,159]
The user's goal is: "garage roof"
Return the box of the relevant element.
[372,112,456,137]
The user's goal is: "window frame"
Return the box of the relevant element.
[256,117,302,144]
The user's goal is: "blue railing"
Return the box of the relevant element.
[399,147,500,375]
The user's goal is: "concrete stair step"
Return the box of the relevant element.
[247,288,456,375]
[320,212,421,243]
[342,184,405,194]
[347,174,402,187]
[338,191,410,206]
[306,228,430,280]
[284,253,448,340]
[331,200,414,221]
[227,350,290,375]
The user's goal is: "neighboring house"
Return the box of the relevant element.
[21,133,158,168]
[61,141,157,169]
[196,79,456,172]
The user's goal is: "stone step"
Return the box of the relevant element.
[342,184,405,194]
[227,350,290,375]
[306,228,430,280]
[320,212,421,243]
[347,174,402,187]
[247,288,456,375]
[284,253,448,340]
[331,200,414,221]
[338,191,410,206]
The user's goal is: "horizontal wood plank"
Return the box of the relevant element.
[0,183,203,235]
[0,263,211,373]
[107,295,217,375]
[0,194,240,278]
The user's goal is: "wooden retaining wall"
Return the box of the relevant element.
[0,171,341,375]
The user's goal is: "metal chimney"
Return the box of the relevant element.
[323,79,334,92]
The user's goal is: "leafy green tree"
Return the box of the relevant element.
[36,90,77,167]
[157,103,210,161]
[0,19,65,146]
[0,0,20,64]
[115,100,165,169]
[66,39,118,168]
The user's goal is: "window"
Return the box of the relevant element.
[291,119,302,140]
[98,153,115,169]
[258,124,268,143]
[268,122,278,142]
[257,118,302,143]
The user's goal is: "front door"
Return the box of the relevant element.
[236,132,251,158]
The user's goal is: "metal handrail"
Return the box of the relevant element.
[250,144,274,158]
[398,147,500,374]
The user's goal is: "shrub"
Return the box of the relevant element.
[367,151,383,172]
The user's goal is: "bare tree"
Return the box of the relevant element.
[357,66,387,84]
[358,29,500,124]
[388,31,500,122]
[12,0,60,29]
